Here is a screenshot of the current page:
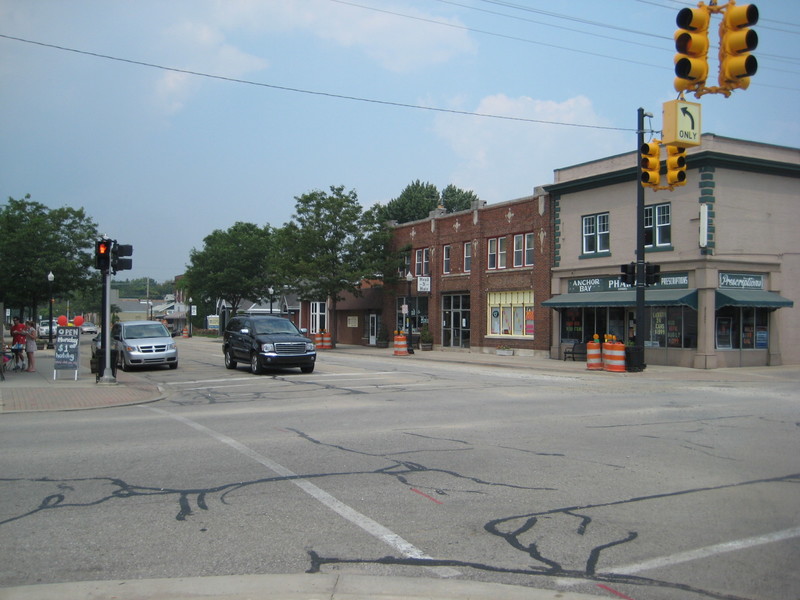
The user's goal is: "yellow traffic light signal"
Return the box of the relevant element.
[719,3,758,91]
[666,145,687,186]
[640,141,661,189]
[674,7,710,93]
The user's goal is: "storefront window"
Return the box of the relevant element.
[716,306,770,350]
[560,306,697,348]
[396,296,429,334]
[488,291,534,338]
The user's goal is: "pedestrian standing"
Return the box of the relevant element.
[24,320,37,372]
[10,316,27,371]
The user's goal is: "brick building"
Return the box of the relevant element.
[386,193,553,356]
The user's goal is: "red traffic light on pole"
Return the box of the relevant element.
[95,239,111,271]
[673,6,710,94]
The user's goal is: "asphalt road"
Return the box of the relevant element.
[1,337,798,600]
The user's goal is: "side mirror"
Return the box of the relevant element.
[300,328,308,334]
[240,328,250,335]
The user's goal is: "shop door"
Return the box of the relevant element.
[442,294,470,348]
[369,314,377,345]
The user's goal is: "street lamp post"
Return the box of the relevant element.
[188,297,193,337]
[405,271,415,354]
[47,271,55,349]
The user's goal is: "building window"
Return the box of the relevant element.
[514,233,535,267]
[582,213,609,255]
[415,248,430,276]
[488,291,535,337]
[488,237,507,269]
[464,242,472,272]
[399,252,410,277]
[645,203,672,247]
[443,245,451,274]
[311,301,327,334]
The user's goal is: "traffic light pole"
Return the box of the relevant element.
[98,268,116,384]
[630,107,649,373]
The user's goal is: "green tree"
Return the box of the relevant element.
[380,180,440,224]
[0,195,99,318]
[183,222,274,318]
[281,185,383,346]
[440,184,480,213]
[379,181,482,224]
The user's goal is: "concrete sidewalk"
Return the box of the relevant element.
[0,346,164,413]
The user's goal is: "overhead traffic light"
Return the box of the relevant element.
[673,7,710,93]
[95,239,111,271]
[719,3,758,91]
[666,145,687,186]
[645,263,661,286]
[620,262,636,286]
[111,242,133,274]
[640,141,661,189]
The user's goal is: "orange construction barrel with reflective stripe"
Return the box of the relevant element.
[393,334,408,356]
[320,331,332,349]
[603,342,626,373]
[586,341,603,370]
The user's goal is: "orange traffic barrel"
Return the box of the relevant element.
[321,331,332,349]
[314,332,323,348]
[393,334,408,356]
[603,342,626,373]
[586,341,602,370]
[182,327,189,338]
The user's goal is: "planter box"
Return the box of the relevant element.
[496,349,514,356]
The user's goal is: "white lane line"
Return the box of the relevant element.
[167,372,399,386]
[608,526,800,575]
[142,405,459,578]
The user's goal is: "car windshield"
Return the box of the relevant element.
[253,321,299,335]
[124,324,169,339]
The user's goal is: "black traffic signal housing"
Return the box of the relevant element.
[719,3,758,91]
[620,262,636,286]
[95,239,112,271]
[640,141,661,189]
[111,242,133,274]
[666,145,687,186]
[645,263,661,286]
[673,7,710,93]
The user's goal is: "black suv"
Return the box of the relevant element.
[223,316,316,374]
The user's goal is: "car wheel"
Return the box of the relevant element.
[119,353,130,372]
[224,349,237,370]
[250,353,263,375]
[301,364,315,374]
[169,362,178,370]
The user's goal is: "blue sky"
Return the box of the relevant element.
[1,0,798,283]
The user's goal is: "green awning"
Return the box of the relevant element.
[542,289,697,309]
[716,289,794,308]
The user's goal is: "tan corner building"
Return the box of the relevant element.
[543,134,798,369]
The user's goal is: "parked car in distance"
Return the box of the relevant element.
[111,320,178,371]
[80,321,99,335]
[223,315,316,374]
[37,320,55,338]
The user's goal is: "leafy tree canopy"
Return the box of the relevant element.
[378,181,481,224]
[183,221,274,316]
[0,195,99,318]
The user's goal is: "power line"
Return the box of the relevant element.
[0,33,634,132]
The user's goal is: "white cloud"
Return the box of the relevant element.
[153,19,268,114]
[211,0,475,72]
[434,94,628,202]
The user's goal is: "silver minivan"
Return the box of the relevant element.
[111,320,178,371]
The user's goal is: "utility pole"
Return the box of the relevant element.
[631,107,650,373]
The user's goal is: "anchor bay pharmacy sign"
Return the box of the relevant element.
[568,273,689,294]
